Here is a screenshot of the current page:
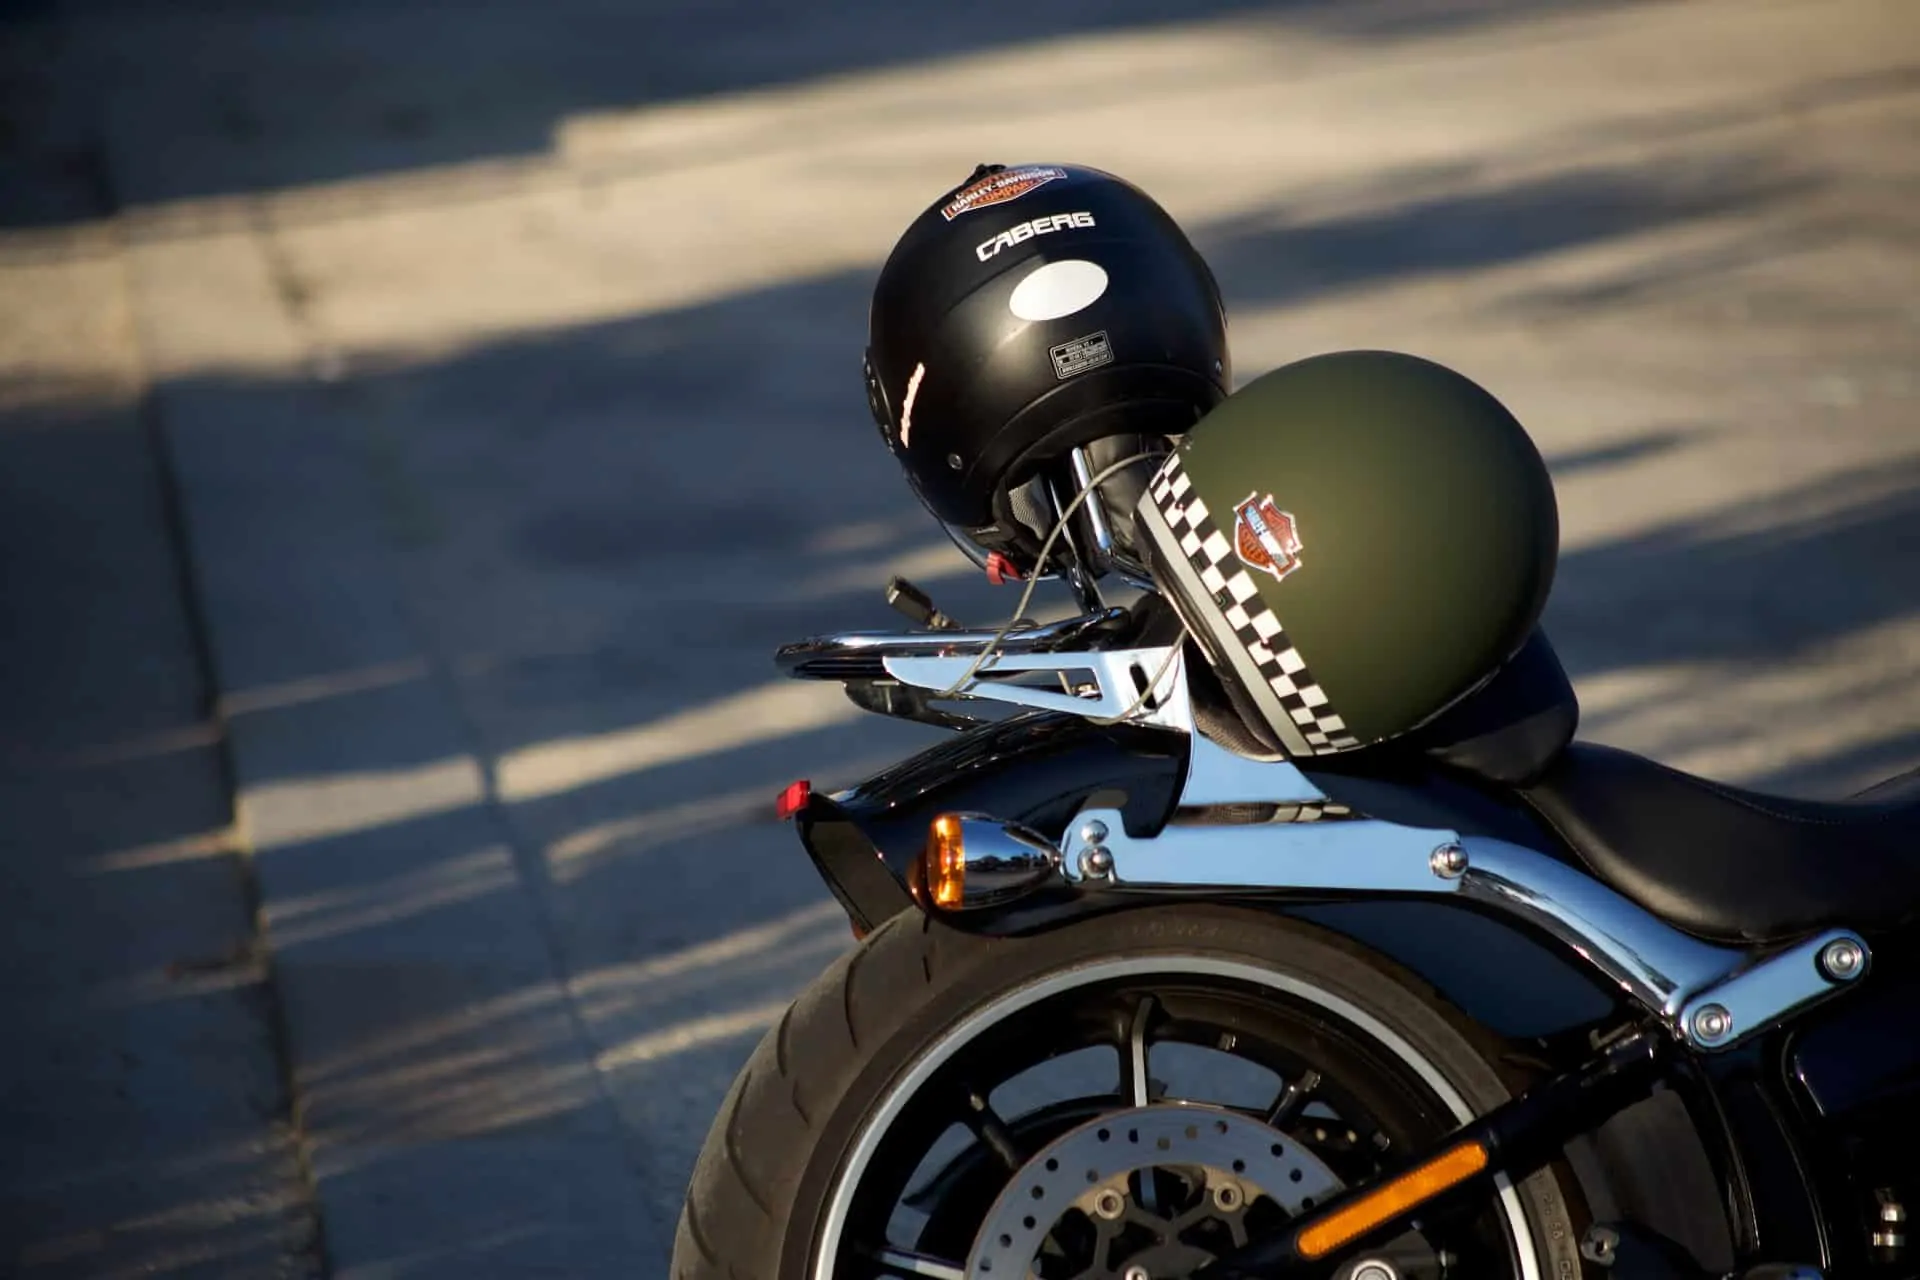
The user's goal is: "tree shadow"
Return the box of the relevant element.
[0,0,1646,228]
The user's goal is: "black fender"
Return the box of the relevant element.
[795,710,1617,1040]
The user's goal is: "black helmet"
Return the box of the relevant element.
[865,163,1230,577]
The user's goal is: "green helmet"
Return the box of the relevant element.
[1136,350,1559,757]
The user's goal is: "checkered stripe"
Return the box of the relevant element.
[1148,455,1363,754]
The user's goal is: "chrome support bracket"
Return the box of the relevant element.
[1055,746,1872,1051]
[1676,928,1870,1050]
[1062,807,1459,896]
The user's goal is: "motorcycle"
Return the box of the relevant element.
[672,445,1920,1280]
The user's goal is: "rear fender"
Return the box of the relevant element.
[795,711,1618,1041]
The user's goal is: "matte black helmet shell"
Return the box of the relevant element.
[866,163,1230,568]
[1136,351,1560,757]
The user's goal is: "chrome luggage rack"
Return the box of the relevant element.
[775,608,1134,684]
[776,608,1198,730]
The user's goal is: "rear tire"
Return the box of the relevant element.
[673,905,1587,1279]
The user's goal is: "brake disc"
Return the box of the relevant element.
[967,1103,1346,1279]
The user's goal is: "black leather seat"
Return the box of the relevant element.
[1520,744,1920,943]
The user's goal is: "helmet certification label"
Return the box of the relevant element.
[941,166,1068,221]
[1233,493,1303,582]
[1049,330,1113,380]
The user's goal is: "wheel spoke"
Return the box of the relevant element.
[963,1088,1025,1173]
[1264,1067,1322,1127]
[1118,994,1162,1214]
[1121,994,1156,1109]
[864,1246,968,1279]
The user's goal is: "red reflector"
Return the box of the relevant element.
[776,779,811,821]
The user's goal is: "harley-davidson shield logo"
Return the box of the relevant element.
[1233,493,1303,582]
[940,166,1068,221]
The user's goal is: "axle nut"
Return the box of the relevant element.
[1818,937,1866,982]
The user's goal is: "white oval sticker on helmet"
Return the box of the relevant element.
[1008,260,1109,322]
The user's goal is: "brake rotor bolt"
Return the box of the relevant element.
[1079,846,1115,880]
[1212,1182,1241,1211]
[1691,1003,1734,1045]
[1429,843,1468,879]
[1352,1262,1400,1280]
[1123,1267,1151,1280]
[1093,1189,1126,1220]
[1819,937,1866,982]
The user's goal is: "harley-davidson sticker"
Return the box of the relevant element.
[941,166,1068,221]
[1233,493,1303,582]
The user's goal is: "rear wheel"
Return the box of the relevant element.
[673,906,1586,1279]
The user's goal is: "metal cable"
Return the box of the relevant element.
[938,449,1179,728]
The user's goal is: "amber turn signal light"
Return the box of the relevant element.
[914,813,1063,913]
[1296,1140,1489,1258]
[922,813,967,910]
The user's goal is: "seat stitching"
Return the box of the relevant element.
[1680,770,1904,830]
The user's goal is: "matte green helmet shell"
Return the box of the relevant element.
[1136,350,1559,757]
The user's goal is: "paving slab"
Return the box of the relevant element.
[0,18,318,1268]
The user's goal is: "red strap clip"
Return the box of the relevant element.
[985,552,1024,585]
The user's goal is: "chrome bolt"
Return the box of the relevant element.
[1212,1181,1241,1211]
[1691,1003,1734,1045]
[1818,937,1866,982]
[1092,1188,1126,1220]
[1079,819,1109,846]
[1429,843,1468,879]
[1351,1262,1399,1280]
[1123,1267,1151,1280]
[1078,846,1115,880]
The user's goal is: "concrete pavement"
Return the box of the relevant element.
[0,19,318,1275]
[3,0,1917,1274]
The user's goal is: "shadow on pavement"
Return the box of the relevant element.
[0,397,320,1276]
[0,0,1638,226]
